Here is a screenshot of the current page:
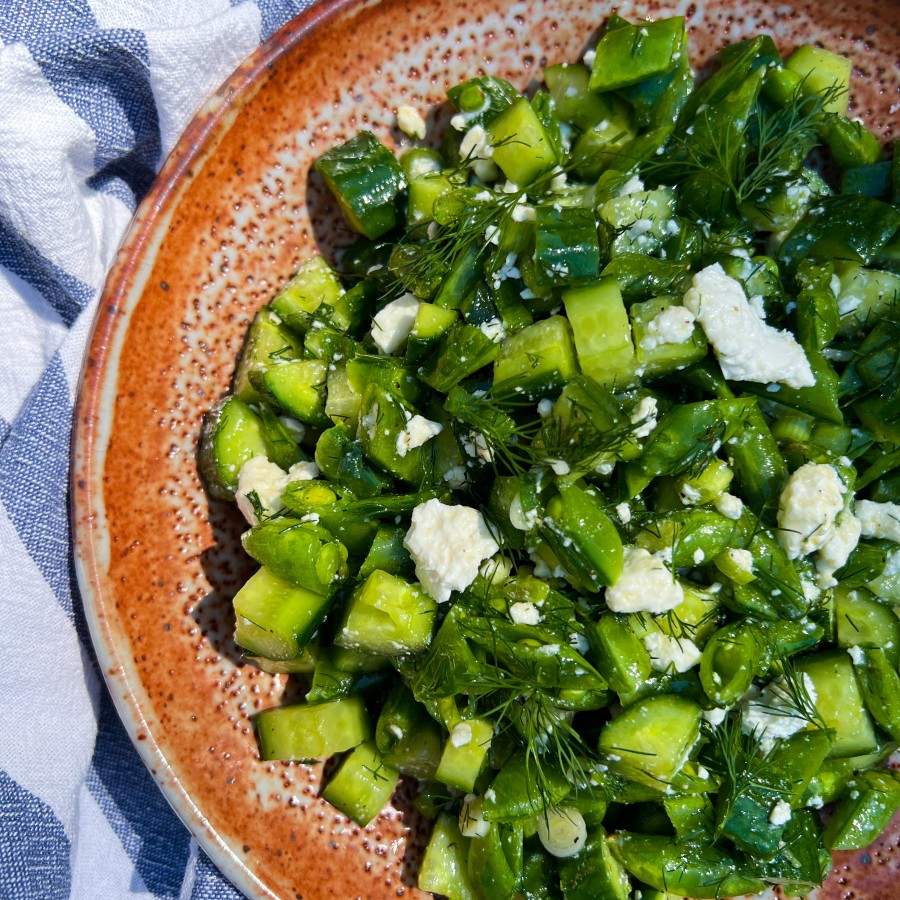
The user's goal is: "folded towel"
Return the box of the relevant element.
[0,3,314,897]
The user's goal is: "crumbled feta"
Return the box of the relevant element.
[459,793,490,838]
[511,200,536,222]
[777,463,845,559]
[569,631,590,654]
[806,794,824,809]
[235,455,291,525]
[680,483,702,506]
[855,500,900,543]
[741,675,818,755]
[548,459,570,476]
[769,800,792,827]
[371,293,420,354]
[693,548,706,565]
[847,645,866,666]
[479,317,508,342]
[509,601,542,626]
[396,105,426,139]
[641,305,696,350]
[715,492,744,521]
[459,124,498,181]
[396,414,443,457]
[643,632,702,673]
[630,396,658,439]
[549,167,567,191]
[389,724,405,741]
[615,502,632,525]
[582,48,596,68]
[537,398,554,418]
[727,548,754,575]
[404,499,499,603]
[450,722,473,747]
[606,547,684,614]
[702,707,728,727]
[278,415,306,442]
[683,263,815,389]
[618,175,645,196]
[816,511,862,587]
[462,431,493,464]
[442,465,468,489]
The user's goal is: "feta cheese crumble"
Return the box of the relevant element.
[450,722,473,747]
[371,292,420,354]
[776,462,845,559]
[847,645,866,666]
[404,499,499,603]
[235,456,318,526]
[683,263,815,389]
[741,676,818,755]
[769,800,792,827]
[395,414,443,457]
[459,124,498,181]
[643,632,702,673]
[641,305,695,350]
[606,547,684,614]
[396,105,426,139]
[855,500,900,543]
[715,492,744,521]
[509,601,542,626]
[816,510,862,587]
[630,396,658,439]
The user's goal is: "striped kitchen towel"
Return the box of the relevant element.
[0,2,316,897]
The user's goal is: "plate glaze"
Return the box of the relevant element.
[71,1,900,897]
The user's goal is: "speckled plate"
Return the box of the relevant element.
[71,1,899,897]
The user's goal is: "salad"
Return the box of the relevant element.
[199,13,900,900]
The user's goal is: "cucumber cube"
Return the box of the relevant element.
[598,695,702,789]
[533,206,601,289]
[256,696,370,760]
[197,395,270,499]
[270,255,346,331]
[492,315,578,400]
[233,566,335,660]
[797,652,878,758]
[335,569,438,656]
[255,359,329,426]
[314,131,405,239]
[589,18,685,92]
[321,740,399,825]
[563,277,636,386]
[233,307,303,404]
[785,45,852,115]
[435,717,494,792]
[487,97,558,185]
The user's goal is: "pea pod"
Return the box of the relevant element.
[699,620,763,706]
[609,833,766,898]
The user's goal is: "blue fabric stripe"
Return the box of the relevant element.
[257,0,315,40]
[0,415,9,450]
[0,220,94,327]
[191,849,244,900]
[0,769,71,900]
[0,355,75,615]
[87,168,139,213]
[86,691,191,899]
[26,28,161,203]
[0,0,96,45]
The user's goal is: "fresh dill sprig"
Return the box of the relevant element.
[642,82,842,206]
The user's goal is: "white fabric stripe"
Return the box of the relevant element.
[0,503,99,840]
[68,783,155,900]
[89,0,236,30]
[0,44,104,289]
[143,5,263,155]
[177,839,201,900]
[0,264,68,423]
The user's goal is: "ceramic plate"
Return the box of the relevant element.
[72,1,899,897]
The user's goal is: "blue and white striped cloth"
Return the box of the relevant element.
[0,3,317,897]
